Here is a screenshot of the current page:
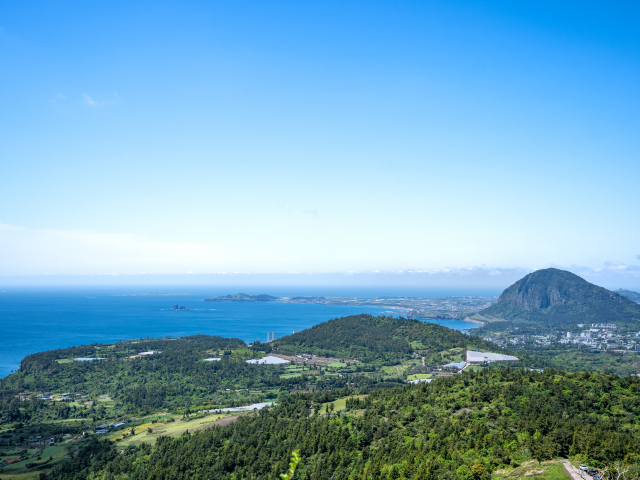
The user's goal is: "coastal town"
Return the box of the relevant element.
[278,295,499,320]
[483,324,640,352]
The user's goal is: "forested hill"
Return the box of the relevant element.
[616,289,640,304]
[42,368,640,480]
[476,268,640,328]
[270,315,504,364]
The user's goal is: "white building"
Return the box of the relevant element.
[246,356,289,365]
[466,351,519,365]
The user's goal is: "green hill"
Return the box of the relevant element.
[270,314,512,365]
[616,289,640,304]
[476,268,640,329]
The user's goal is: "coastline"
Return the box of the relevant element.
[463,316,485,326]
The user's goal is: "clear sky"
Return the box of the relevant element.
[1,1,639,287]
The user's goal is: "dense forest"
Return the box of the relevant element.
[41,368,640,479]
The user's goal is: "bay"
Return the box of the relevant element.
[0,287,479,378]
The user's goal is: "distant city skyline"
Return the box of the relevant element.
[1,1,639,285]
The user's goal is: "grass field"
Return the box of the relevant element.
[381,365,406,376]
[115,414,234,446]
[280,373,302,379]
[327,362,347,368]
[464,365,486,372]
[40,445,65,458]
[406,373,432,381]
[492,460,570,480]
[0,472,41,480]
[317,395,367,414]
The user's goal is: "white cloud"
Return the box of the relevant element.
[0,223,222,275]
[1,222,639,291]
[82,92,120,107]
[82,93,96,106]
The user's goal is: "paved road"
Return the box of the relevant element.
[562,460,594,480]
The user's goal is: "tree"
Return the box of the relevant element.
[600,462,639,480]
[471,464,490,480]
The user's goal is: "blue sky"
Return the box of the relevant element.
[1,1,639,287]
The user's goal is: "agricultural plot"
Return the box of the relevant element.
[115,413,237,446]
[464,365,486,372]
[406,373,432,381]
[381,365,407,376]
[0,472,41,480]
[317,395,367,414]
[40,445,66,458]
[491,460,569,480]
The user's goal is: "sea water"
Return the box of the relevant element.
[0,287,479,378]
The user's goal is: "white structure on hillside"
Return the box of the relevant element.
[246,356,289,365]
[443,361,467,370]
[200,402,273,413]
[408,378,433,384]
[466,351,518,365]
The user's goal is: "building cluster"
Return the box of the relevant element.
[19,392,89,402]
[487,324,640,352]
[96,420,128,435]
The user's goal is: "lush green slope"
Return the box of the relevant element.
[42,368,640,480]
[616,289,640,304]
[269,315,510,364]
[0,335,307,418]
[6,316,503,426]
[477,269,640,329]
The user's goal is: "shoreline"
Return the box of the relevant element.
[463,316,485,326]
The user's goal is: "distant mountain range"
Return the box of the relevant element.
[204,293,279,302]
[472,268,640,329]
[615,289,640,304]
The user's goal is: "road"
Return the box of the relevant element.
[562,460,594,480]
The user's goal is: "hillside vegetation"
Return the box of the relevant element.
[41,368,640,480]
[270,315,508,365]
[616,289,640,304]
[0,335,309,419]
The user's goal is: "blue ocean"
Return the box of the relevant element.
[0,287,479,378]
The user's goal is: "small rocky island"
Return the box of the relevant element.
[171,305,209,311]
[204,293,279,302]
